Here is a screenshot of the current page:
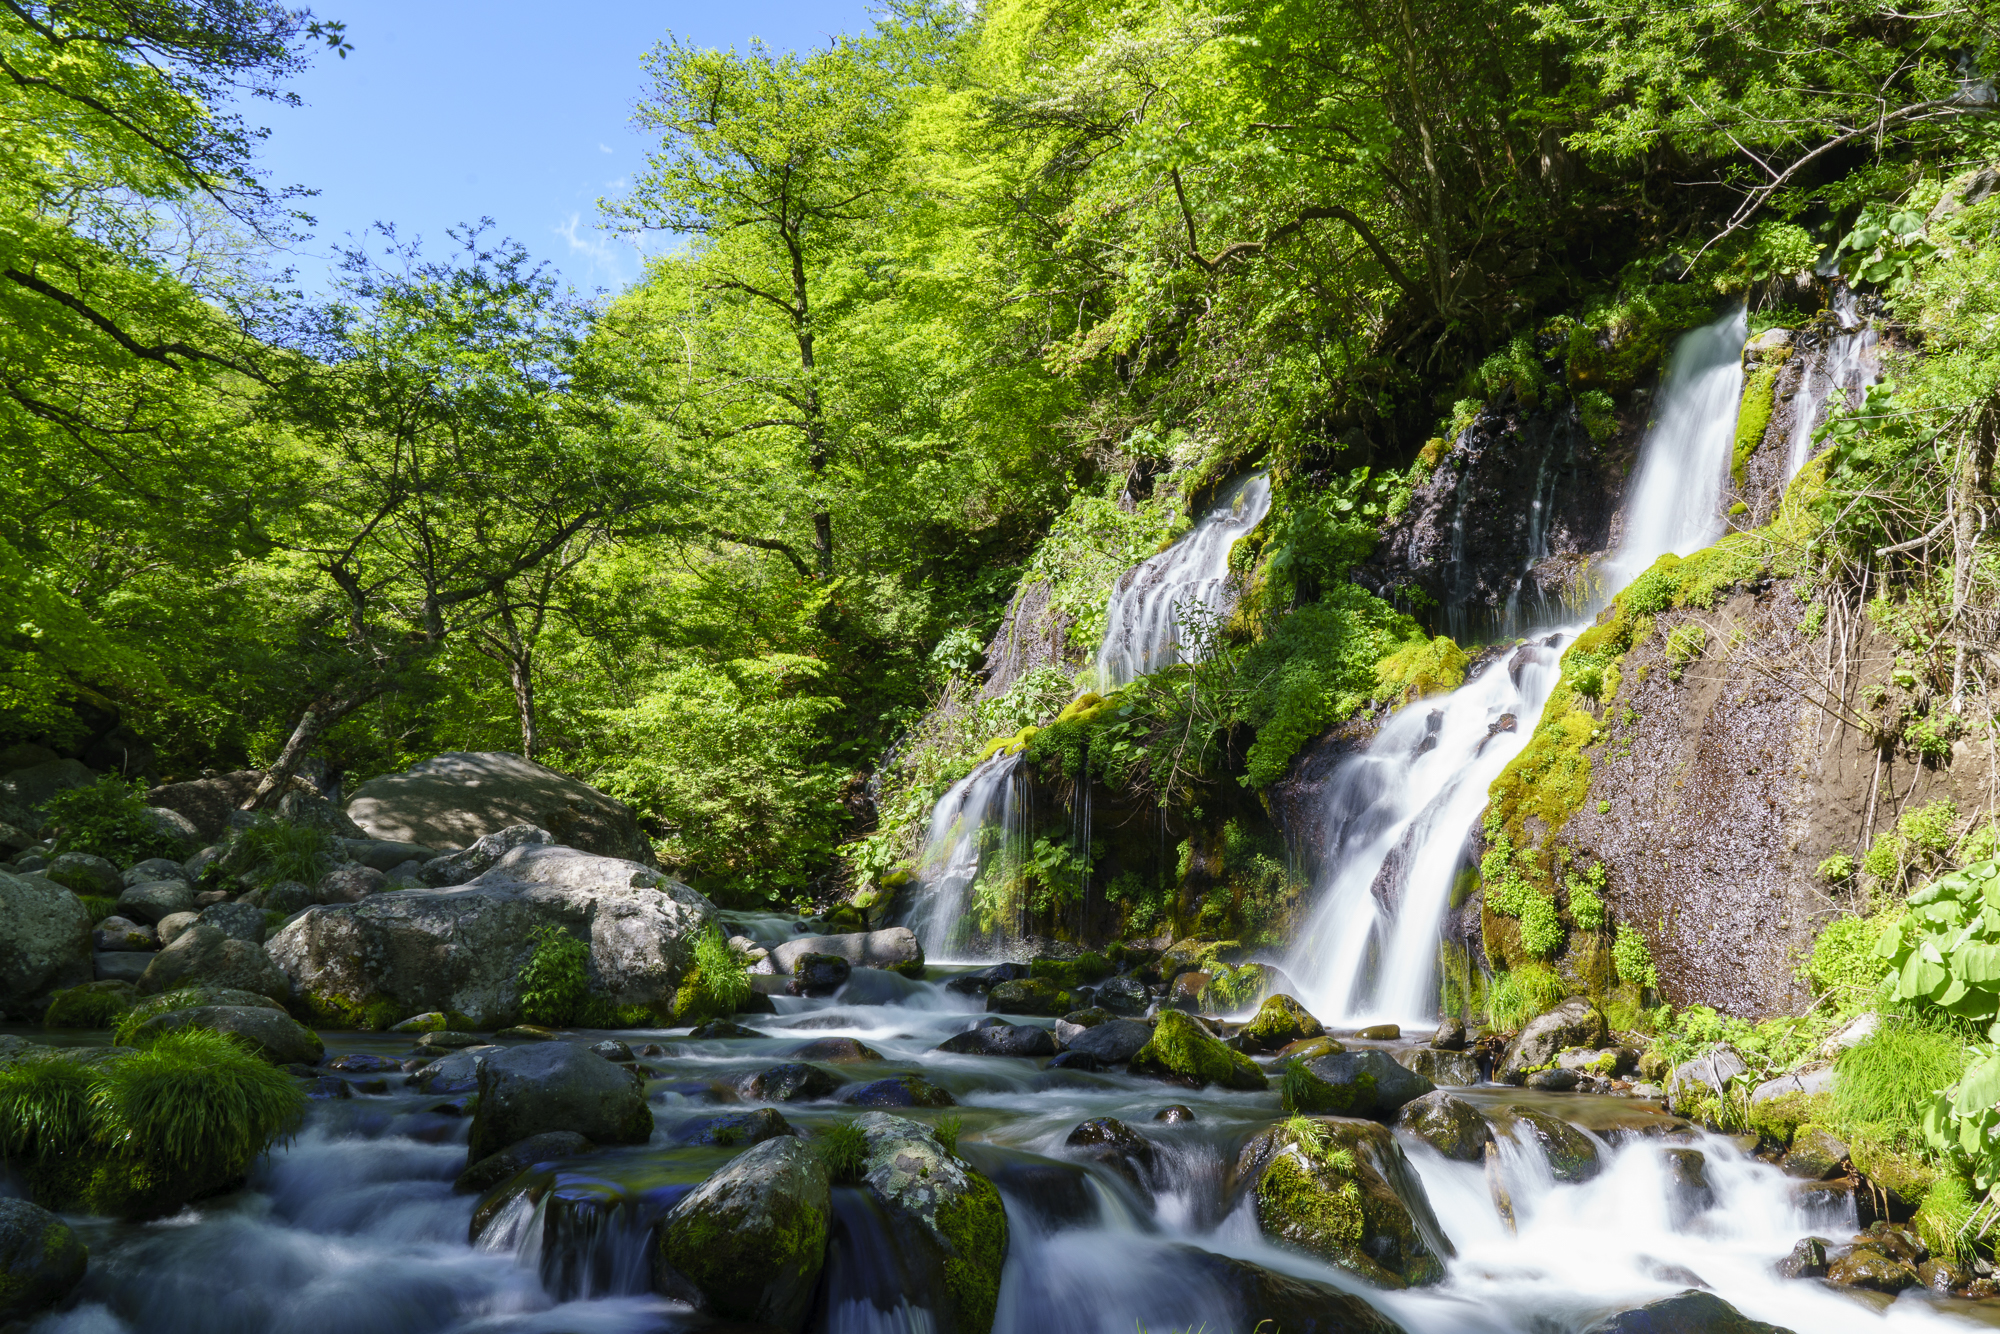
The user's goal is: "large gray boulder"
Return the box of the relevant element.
[266,844,717,1029]
[132,1004,323,1065]
[0,870,91,1010]
[0,1197,88,1321]
[466,1041,653,1164]
[420,823,554,885]
[135,924,290,1002]
[346,751,654,862]
[1063,1018,1155,1064]
[143,770,261,843]
[1498,998,1608,1082]
[0,759,94,834]
[331,837,439,871]
[197,901,266,944]
[850,1112,1010,1334]
[1287,1049,1435,1119]
[46,853,120,898]
[116,879,197,925]
[139,806,201,855]
[768,928,924,977]
[655,1136,831,1333]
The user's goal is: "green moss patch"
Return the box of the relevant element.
[935,1172,1009,1334]
[1128,1010,1267,1091]
[1732,362,1782,486]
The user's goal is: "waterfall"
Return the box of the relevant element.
[903,752,1029,961]
[1095,472,1272,689]
[1287,309,1748,1026]
[1784,289,1878,482]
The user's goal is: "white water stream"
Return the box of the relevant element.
[1785,289,1880,482]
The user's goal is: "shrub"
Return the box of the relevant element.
[112,989,205,1046]
[1817,852,1856,883]
[815,1119,868,1184]
[1914,1171,1979,1267]
[41,776,183,864]
[1518,895,1562,957]
[0,1056,97,1159]
[93,1029,305,1178]
[693,925,752,1009]
[1488,964,1567,1030]
[1801,913,1893,1010]
[1578,390,1617,444]
[518,925,594,1027]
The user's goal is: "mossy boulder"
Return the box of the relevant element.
[136,923,290,1003]
[851,1112,1009,1334]
[1238,994,1325,1054]
[0,1197,87,1321]
[0,869,91,1010]
[655,1135,831,1332]
[985,977,1071,1016]
[131,1004,323,1066]
[1394,1091,1492,1162]
[1128,1011,1268,1091]
[41,982,132,1030]
[466,1041,653,1165]
[1237,1116,1449,1289]
[1498,998,1606,1082]
[1509,1108,1601,1183]
[842,1074,957,1108]
[1745,1090,1831,1147]
[1284,1049,1433,1118]
[1028,952,1113,990]
[1779,1124,1848,1181]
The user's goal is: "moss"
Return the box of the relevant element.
[1745,1091,1832,1146]
[1281,1059,1375,1115]
[664,1179,829,1323]
[296,991,402,1032]
[1128,1010,1267,1091]
[1914,1171,1979,1267]
[1731,362,1781,487]
[1260,1147,1366,1252]
[1375,635,1470,706]
[1847,1124,1938,1202]
[42,986,129,1030]
[1029,952,1113,990]
[934,1171,1009,1334]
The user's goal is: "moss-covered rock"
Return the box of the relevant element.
[1498,998,1607,1081]
[1581,1289,1796,1333]
[1237,1116,1448,1289]
[130,1004,323,1066]
[1779,1124,1848,1181]
[1394,1091,1492,1162]
[1283,1049,1433,1118]
[1238,994,1325,1054]
[1508,1108,1601,1183]
[1128,1011,1267,1091]
[655,1135,831,1332]
[41,982,130,1029]
[853,1112,1009,1334]
[985,977,1071,1016]
[0,1197,87,1321]
[1028,952,1113,990]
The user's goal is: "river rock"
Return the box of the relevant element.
[938,1023,1055,1058]
[1128,1010,1267,1091]
[1827,1246,1917,1292]
[0,1197,88,1321]
[1237,1115,1449,1288]
[1287,1049,1433,1117]
[1918,1257,1965,1292]
[467,1041,652,1163]
[842,1074,956,1107]
[1431,1017,1468,1050]
[346,751,655,863]
[1775,1237,1827,1279]
[788,1037,881,1063]
[93,952,151,983]
[1668,1046,1748,1108]
[135,923,289,1001]
[1167,1245,1409,1334]
[1662,1148,1714,1225]
[419,823,556,886]
[1750,1065,1836,1103]
[1238,994,1325,1054]
[47,852,121,897]
[455,1130,597,1193]
[1394,1048,1482,1086]
[1095,974,1149,1015]
[132,1004,324,1065]
[1395,1091,1492,1161]
[0,870,92,1009]
[1526,1068,1580,1092]
[850,1111,1009,1334]
[655,1135,831,1332]
[1498,999,1607,1081]
[1065,1019,1155,1064]
[92,916,156,951]
[314,862,387,903]
[140,806,201,854]
[668,1108,795,1147]
[1065,1116,1155,1191]
[769,928,924,978]
[1581,1289,1796,1333]
[197,900,266,944]
[943,962,1028,994]
[266,844,716,1029]
[741,1062,844,1102]
[986,977,1068,1016]
[331,837,439,872]
[1509,1109,1602,1183]
[410,1047,495,1096]
[155,911,198,946]
[1780,1125,1848,1180]
[122,858,189,887]
[115,879,195,925]
[144,771,261,842]
[787,953,852,997]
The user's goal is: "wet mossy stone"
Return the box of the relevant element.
[1276,1035,1347,1060]
[688,1019,761,1039]
[1027,952,1113,990]
[0,1197,87,1322]
[842,1074,957,1107]
[788,952,851,997]
[1239,994,1326,1054]
[656,1135,832,1333]
[938,1023,1055,1058]
[1062,1018,1153,1065]
[1779,1124,1848,1181]
[1165,1244,1409,1334]
[1581,1289,1796,1334]
[985,977,1070,1017]
[1128,1011,1267,1091]
[1064,1116,1155,1192]
[454,1130,596,1194]
[1286,1049,1432,1118]
[787,1036,881,1063]
[1499,999,1607,1082]
[1237,1116,1449,1289]
[740,1062,845,1103]
[851,1112,1010,1334]
[41,982,131,1029]
[669,1108,795,1148]
[1508,1108,1601,1183]
[466,1041,653,1166]
[1394,1091,1492,1162]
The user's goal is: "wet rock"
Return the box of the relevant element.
[1394,1091,1491,1162]
[669,1108,795,1147]
[1063,1017,1154,1065]
[1277,1035,1347,1060]
[655,1135,831,1332]
[1557,1047,1635,1077]
[327,1053,401,1074]
[1498,999,1607,1082]
[1286,1049,1432,1118]
[115,879,196,925]
[1394,1048,1482,1086]
[1826,1245,1916,1292]
[0,1197,88,1321]
[1780,1125,1848,1180]
[132,1004,324,1066]
[1863,1221,1925,1264]
[841,1074,956,1107]
[944,962,1028,995]
[347,751,655,863]
[1129,1011,1267,1091]
[585,1038,634,1062]
[1774,1237,1827,1280]
[986,977,1069,1016]
[92,951,152,984]
[417,1030,485,1053]
[391,1011,453,1033]
[0,873,93,1011]
[939,1023,1055,1058]
[455,1130,596,1193]
[849,1111,1009,1334]
[768,927,924,979]
[1790,1178,1859,1217]
[687,1019,761,1039]
[1064,1117,1155,1190]
[1167,1246,1409,1334]
[1581,1289,1796,1333]
[1509,1109,1601,1183]
[135,923,290,1002]
[1918,1257,1966,1292]
[1431,1017,1467,1051]
[741,1063,844,1102]
[47,852,121,897]
[1526,1068,1581,1092]
[1356,1023,1400,1041]
[1667,1046,1748,1109]
[1661,1148,1713,1225]
[466,1040,653,1164]
[1237,1115,1449,1288]
[788,952,851,997]
[304,1075,352,1100]
[1238,994,1325,1054]
[419,824,556,886]
[1154,1105,1196,1124]
[196,900,266,944]
[93,915,157,952]
[1095,974,1149,1015]
[1045,1050,1104,1071]
[786,1036,880,1063]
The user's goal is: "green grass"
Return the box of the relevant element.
[112,989,205,1046]
[93,1029,305,1177]
[0,1056,97,1159]
[691,924,752,1009]
[1833,1011,1973,1141]
[43,986,132,1029]
[1488,964,1568,1030]
[229,820,333,887]
[934,1114,963,1157]
[814,1119,868,1184]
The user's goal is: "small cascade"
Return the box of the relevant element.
[902,751,1029,961]
[1095,472,1272,689]
[1784,289,1879,482]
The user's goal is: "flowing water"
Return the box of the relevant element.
[1785,290,1880,483]
[903,753,1030,963]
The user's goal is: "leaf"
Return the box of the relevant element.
[1954,944,2000,985]
[1957,1054,2000,1115]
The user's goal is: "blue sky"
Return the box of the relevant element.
[251,1,876,295]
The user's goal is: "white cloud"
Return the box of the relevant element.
[598,143,613,154]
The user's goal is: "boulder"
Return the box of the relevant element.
[466,1041,653,1164]
[0,822,35,856]
[1394,1048,1482,1086]
[140,806,201,854]
[1662,1148,1713,1226]
[331,837,439,871]
[1128,1011,1267,1091]
[1780,1126,1849,1181]
[742,1063,844,1102]
[144,771,262,843]
[419,823,555,886]
[0,1197,88,1322]
[1498,999,1607,1081]
[273,787,369,839]
[850,1111,1009,1334]
[1826,1245,1918,1292]
[937,1023,1055,1058]
[1165,1246,1409,1334]
[122,858,189,887]
[92,952,152,984]
[0,869,91,1010]
[455,1130,596,1194]
[410,1047,496,1096]
[788,953,851,997]
[1508,1109,1602,1183]
[314,862,386,903]
[1095,975,1149,1015]
[655,1136,831,1332]
[1065,1117,1155,1191]
[1238,994,1325,1054]
[132,1004,323,1065]
[668,1108,795,1148]
[116,879,196,925]
[1669,1047,1749,1110]
[985,977,1069,1016]
[787,1037,881,1063]
[1431,1017,1468,1050]
[1581,1290,1796,1334]
[1063,1018,1155,1065]
[197,901,266,944]
[943,962,1028,995]
[1775,1237,1827,1280]
[1237,1116,1449,1288]
[135,924,290,1002]
[1750,1065,1836,1103]
[0,759,94,833]
[153,912,196,949]
[92,916,156,952]
[1286,1050,1433,1118]
[46,852,120,897]
[1395,1091,1492,1162]
[1526,1069,1580,1092]
[262,880,314,915]
[842,1075,956,1107]
[768,928,925,978]
[345,751,654,863]
[265,844,716,1029]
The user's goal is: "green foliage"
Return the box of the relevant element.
[1804,914,1894,1011]
[92,1029,304,1177]
[43,986,131,1030]
[1026,491,1186,653]
[1565,861,1607,932]
[112,989,206,1047]
[518,925,595,1027]
[691,926,753,1011]
[934,1114,963,1157]
[1663,624,1707,682]
[1818,852,1856,883]
[42,776,184,864]
[1577,391,1618,444]
[814,1119,869,1185]
[1875,859,2000,1021]
[0,1056,97,1160]
[227,820,333,888]
[1487,964,1568,1029]
[1612,923,1658,990]
[1914,1171,1979,1266]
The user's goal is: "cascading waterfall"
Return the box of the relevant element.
[1784,289,1879,482]
[1286,308,1749,1027]
[903,751,1030,960]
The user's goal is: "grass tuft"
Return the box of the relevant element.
[0,1056,97,1159]
[814,1119,868,1184]
[91,1028,304,1177]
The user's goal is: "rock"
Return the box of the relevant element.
[1052,1008,1112,1046]
[1046,1050,1104,1071]
[92,952,152,983]
[1237,1115,1449,1288]
[1774,1237,1827,1280]
[410,1047,496,1096]
[1128,1010,1267,1091]
[1431,1017,1468,1050]
[1780,1126,1848,1180]
[347,751,655,863]
[327,1053,401,1073]
[419,1031,484,1052]
[1826,1246,1916,1292]
[266,844,717,1029]
[419,823,556,886]
[390,1011,452,1033]
[122,858,189,887]
[115,879,196,925]
[1918,1258,1965,1292]
[843,1074,957,1107]
[466,1041,653,1164]
[1164,1245,1409,1334]
[314,862,387,903]
[780,1036,877,1064]
[1749,1065,1837,1103]
[741,1063,844,1102]
[1557,1047,1634,1077]
[1286,1049,1433,1117]
[139,805,201,854]
[788,952,851,997]
[849,1111,1009,1334]
[136,923,289,1002]
[687,1019,761,1039]
[655,1136,831,1332]
[588,1037,634,1062]
[768,927,924,978]
[0,1197,88,1321]
[196,902,265,945]
[1498,999,1607,1081]
[1238,994,1325,1054]
[1662,1148,1713,1225]
[303,1075,351,1100]
[1581,1290,1796,1333]
[0,823,36,856]
[1526,1068,1580,1092]
[455,1130,597,1193]
[0,743,60,772]
[1668,1047,1749,1108]
[132,1004,324,1065]
[155,911,199,946]
[985,977,1069,1016]
[668,1108,795,1147]
[262,880,314,914]
[1356,1023,1401,1040]
[0,759,94,834]
[1166,970,1211,1009]
[1509,1109,1602,1183]
[1393,1048,1482,1086]
[0,869,91,1009]
[92,915,157,952]
[1154,1104,1196,1123]
[144,771,261,843]
[1395,1091,1492,1162]
[1095,974,1149,1015]
[1064,1116,1155,1190]
[943,962,1028,994]
[331,838,439,872]
[47,852,120,897]
[1820,1013,1880,1060]
[937,1023,1055,1058]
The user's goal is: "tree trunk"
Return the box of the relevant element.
[511,653,538,761]
[242,687,385,811]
